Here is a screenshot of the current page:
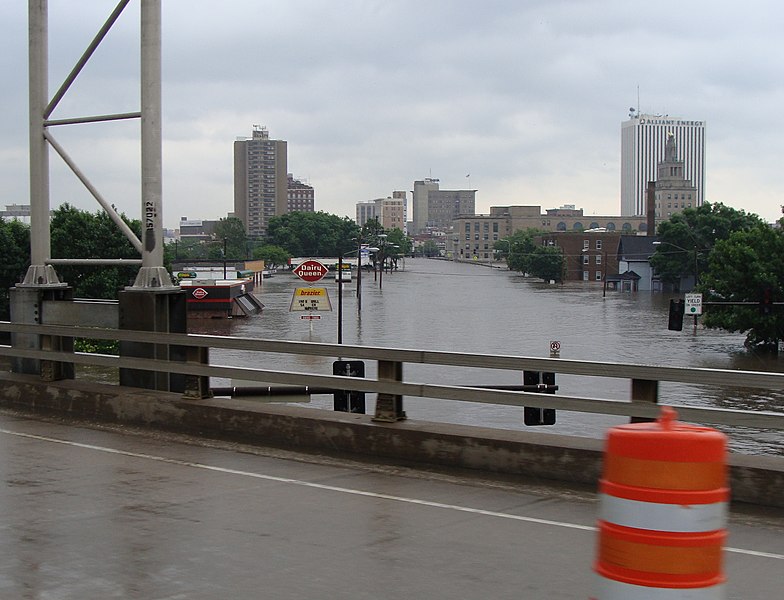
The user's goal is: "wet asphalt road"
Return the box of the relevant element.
[0,411,782,600]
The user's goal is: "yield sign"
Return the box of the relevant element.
[293,260,329,283]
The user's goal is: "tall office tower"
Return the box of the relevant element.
[426,189,476,230]
[654,134,698,220]
[287,174,315,213]
[621,113,705,216]
[234,126,288,236]
[412,178,440,234]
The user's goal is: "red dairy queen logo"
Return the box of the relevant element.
[192,288,209,299]
[293,260,328,283]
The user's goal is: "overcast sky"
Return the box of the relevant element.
[2,1,783,229]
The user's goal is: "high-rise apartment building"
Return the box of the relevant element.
[621,113,705,216]
[287,174,315,213]
[233,126,288,236]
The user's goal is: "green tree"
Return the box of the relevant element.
[529,246,564,282]
[266,211,360,257]
[253,244,290,269]
[700,224,784,349]
[0,218,31,320]
[650,203,763,288]
[361,217,384,241]
[214,217,248,259]
[383,227,412,268]
[50,204,143,298]
[496,229,564,282]
[422,240,440,257]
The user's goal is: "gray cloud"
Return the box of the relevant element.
[2,0,783,228]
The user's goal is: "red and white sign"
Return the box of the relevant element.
[192,288,209,299]
[293,260,329,283]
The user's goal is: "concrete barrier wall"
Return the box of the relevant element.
[1,372,782,508]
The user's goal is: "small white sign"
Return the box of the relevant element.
[685,293,703,315]
[550,340,561,357]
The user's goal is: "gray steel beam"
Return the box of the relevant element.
[44,0,132,119]
[132,0,175,290]
[45,112,141,126]
[22,0,61,287]
[44,130,143,253]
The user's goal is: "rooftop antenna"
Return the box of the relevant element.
[637,85,640,115]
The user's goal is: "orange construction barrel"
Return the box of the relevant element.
[592,406,728,599]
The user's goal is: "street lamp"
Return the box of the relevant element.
[377,234,388,290]
[581,247,607,297]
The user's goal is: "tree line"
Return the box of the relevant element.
[0,207,412,319]
[2,202,782,349]
[495,203,784,350]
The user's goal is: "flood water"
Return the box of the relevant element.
[193,258,783,456]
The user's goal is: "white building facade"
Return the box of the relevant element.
[621,114,705,216]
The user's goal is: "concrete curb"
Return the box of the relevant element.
[0,372,782,508]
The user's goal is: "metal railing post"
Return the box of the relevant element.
[372,359,406,422]
[630,378,658,423]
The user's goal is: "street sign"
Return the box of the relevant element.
[290,287,332,312]
[300,314,322,320]
[293,260,329,283]
[685,293,703,315]
[549,340,561,357]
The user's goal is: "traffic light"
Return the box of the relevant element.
[760,288,773,316]
[668,299,685,331]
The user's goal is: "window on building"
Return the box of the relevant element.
[596,240,602,250]
[582,255,589,265]
[583,271,589,281]
[583,240,589,250]
[493,223,499,233]
[595,271,602,281]
[596,255,602,265]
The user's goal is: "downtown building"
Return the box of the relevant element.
[356,191,407,232]
[287,174,315,213]
[449,205,648,262]
[412,178,476,234]
[621,113,705,216]
[233,126,288,237]
[654,134,698,220]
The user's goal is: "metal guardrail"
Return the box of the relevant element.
[1,321,783,430]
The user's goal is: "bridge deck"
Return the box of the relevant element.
[0,412,782,599]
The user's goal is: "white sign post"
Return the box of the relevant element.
[685,293,703,315]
